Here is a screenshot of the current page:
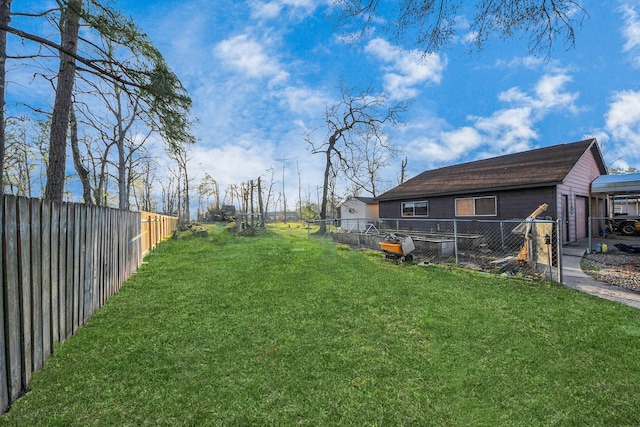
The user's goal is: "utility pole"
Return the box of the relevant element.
[297,159,302,220]
[277,157,290,222]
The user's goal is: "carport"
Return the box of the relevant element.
[587,173,640,253]
[591,173,640,216]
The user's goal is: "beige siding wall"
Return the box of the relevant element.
[364,203,379,218]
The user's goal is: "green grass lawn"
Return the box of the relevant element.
[2,223,640,426]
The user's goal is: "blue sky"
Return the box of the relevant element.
[9,0,640,207]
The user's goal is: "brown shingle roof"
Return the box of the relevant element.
[378,139,603,201]
[354,196,377,204]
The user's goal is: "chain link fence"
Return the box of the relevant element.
[309,217,563,283]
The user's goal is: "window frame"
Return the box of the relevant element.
[401,200,429,217]
[455,196,497,217]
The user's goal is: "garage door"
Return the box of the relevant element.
[576,196,588,239]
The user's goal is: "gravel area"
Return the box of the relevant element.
[582,252,640,292]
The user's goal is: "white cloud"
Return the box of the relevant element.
[472,107,537,149]
[438,127,484,161]
[401,126,484,169]
[402,72,579,169]
[214,34,289,84]
[497,74,578,116]
[277,86,333,117]
[469,72,577,154]
[189,143,276,190]
[249,0,320,20]
[603,90,640,168]
[605,90,640,141]
[365,38,445,100]
[620,3,640,66]
[532,74,579,113]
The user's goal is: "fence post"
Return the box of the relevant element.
[453,219,459,265]
[557,219,563,284]
[587,216,592,254]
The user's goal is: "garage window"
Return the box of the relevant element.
[455,196,496,216]
[402,201,429,217]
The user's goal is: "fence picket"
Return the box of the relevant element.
[0,196,8,412]
[50,202,60,344]
[58,203,67,342]
[83,206,94,323]
[108,209,114,297]
[17,197,32,387]
[3,196,21,402]
[74,204,83,331]
[41,200,52,360]
[96,207,105,309]
[30,199,43,372]
[65,204,74,339]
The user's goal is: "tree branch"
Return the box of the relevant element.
[1,22,145,90]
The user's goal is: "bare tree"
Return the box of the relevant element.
[84,134,115,206]
[263,167,277,218]
[4,117,36,196]
[296,159,303,220]
[131,156,157,212]
[196,173,219,220]
[161,174,177,215]
[305,84,405,234]
[398,157,408,185]
[344,131,398,197]
[168,143,192,225]
[334,0,588,56]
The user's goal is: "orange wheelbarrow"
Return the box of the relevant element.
[379,234,415,262]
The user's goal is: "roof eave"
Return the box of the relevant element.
[377,181,562,201]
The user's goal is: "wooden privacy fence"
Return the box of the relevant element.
[0,196,177,413]
[140,211,179,256]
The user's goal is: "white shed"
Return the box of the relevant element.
[339,196,379,232]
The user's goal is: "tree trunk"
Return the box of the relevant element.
[142,160,153,211]
[44,0,81,201]
[318,146,332,235]
[258,176,265,227]
[182,160,190,223]
[0,0,11,196]
[69,107,94,205]
[95,147,111,206]
[114,85,136,211]
[117,133,127,210]
[250,180,255,227]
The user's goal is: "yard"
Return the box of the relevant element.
[2,223,640,426]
